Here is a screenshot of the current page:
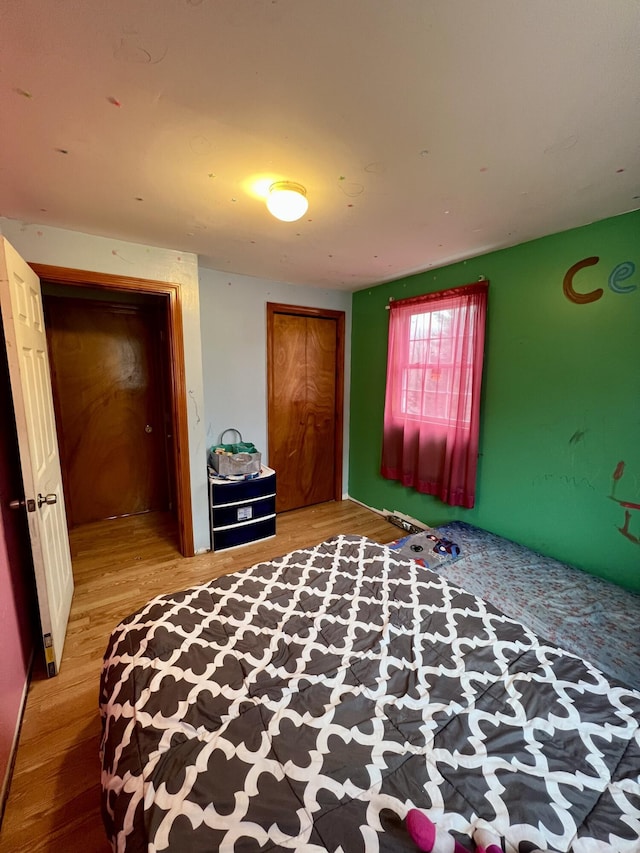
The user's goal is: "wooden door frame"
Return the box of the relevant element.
[29,264,194,557]
[267,302,345,505]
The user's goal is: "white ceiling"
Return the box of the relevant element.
[2,1,639,291]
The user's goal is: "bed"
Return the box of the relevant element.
[99,535,640,852]
[392,521,640,689]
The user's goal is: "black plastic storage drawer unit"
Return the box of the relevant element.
[209,466,276,551]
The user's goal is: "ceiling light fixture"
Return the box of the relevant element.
[266,181,308,222]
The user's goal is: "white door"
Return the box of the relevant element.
[0,237,74,677]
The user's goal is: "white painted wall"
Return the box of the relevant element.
[0,218,209,552]
[198,268,352,495]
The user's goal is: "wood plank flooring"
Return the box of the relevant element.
[0,500,400,853]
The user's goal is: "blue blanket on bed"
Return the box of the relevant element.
[430,521,639,689]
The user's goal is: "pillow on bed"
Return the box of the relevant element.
[387,527,462,570]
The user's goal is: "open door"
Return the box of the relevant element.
[0,237,73,677]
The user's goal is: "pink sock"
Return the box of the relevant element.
[472,827,503,853]
[406,810,467,853]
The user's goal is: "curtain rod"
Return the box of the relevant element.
[385,275,487,308]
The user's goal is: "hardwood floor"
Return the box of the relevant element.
[0,500,400,852]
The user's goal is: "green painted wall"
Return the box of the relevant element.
[349,210,640,592]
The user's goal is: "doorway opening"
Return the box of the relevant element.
[43,290,174,529]
[31,264,194,557]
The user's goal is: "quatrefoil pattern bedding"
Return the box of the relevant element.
[100,535,640,852]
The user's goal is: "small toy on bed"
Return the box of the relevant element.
[388,529,461,570]
[406,811,550,853]
[430,535,461,557]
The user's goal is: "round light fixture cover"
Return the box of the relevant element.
[266,181,308,222]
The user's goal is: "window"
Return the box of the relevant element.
[381,282,488,508]
[400,306,474,425]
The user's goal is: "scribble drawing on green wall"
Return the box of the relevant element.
[610,461,640,547]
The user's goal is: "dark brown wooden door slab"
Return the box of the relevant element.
[45,298,170,525]
[268,304,344,513]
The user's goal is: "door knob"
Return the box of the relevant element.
[37,493,58,508]
[145,424,153,433]
[9,499,25,510]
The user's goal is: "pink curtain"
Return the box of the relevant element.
[381,282,488,508]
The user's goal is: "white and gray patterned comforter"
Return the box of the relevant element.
[99,535,640,852]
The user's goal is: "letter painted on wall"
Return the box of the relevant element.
[608,261,637,294]
[563,257,603,304]
[563,257,638,303]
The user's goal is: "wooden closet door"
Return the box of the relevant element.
[268,305,344,513]
[45,298,170,525]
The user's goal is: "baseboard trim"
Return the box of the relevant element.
[0,650,33,827]
[344,495,386,516]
